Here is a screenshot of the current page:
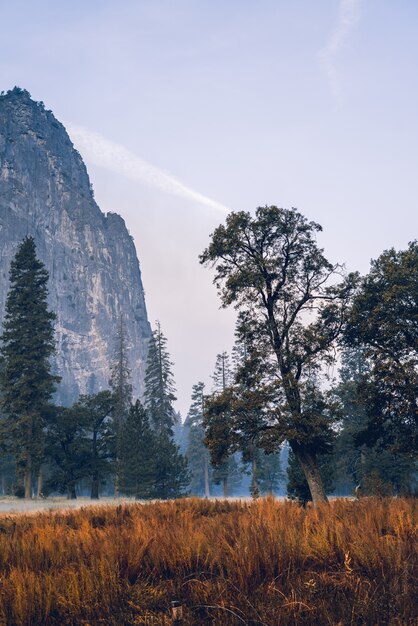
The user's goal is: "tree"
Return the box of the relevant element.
[152,432,190,499]
[0,237,60,498]
[144,323,189,498]
[144,322,177,435]
[332,348,417,496]
[345,242,418,455]
[118,400,157,499]
[200,207,356,504]
[109,315,132,496]
[44,405,90,499]
[75,391,114,499]
[185,382,211,497]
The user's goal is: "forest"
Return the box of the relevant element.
[0,206,416,505]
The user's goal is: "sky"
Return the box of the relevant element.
[1,0,417,415]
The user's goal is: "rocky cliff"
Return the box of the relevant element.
[0,87,151,403]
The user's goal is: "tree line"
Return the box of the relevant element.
[0,204,416,504]
[0,237,189,499]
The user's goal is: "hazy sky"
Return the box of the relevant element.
[1,0,417,414]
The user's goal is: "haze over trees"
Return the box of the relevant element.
[0,220,416,502]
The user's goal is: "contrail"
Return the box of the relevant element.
[318,0,361,103]
[67,124,230,214]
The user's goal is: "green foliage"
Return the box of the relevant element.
[118,400,157,499]
[152,431,190,499]
[44,404,91,498]
[144,322,177,435]
[345,242,418,455]
[333,348,417,496]
[0,237,60,497]
[200,206,357,503]
[75,391,114,499]
[185,382,212,496]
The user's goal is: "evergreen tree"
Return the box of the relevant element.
[144,323,189,498]
[185,382,211,496]
[109,315,132,496]
[119,400,156,499]
[207,352,240,497]
[0,237,60,498]
[144,322,177,435]
[152,431,190,499]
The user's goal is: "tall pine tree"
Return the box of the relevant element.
[185,382,211,497]
[0,237,60,499]
[144,322,177,435]
[144,322,189,498]
[109,315,132,496]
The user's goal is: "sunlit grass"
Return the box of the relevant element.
[0,497,416,625]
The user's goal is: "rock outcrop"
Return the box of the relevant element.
[0,87,151,403]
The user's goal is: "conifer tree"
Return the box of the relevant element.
[152,431,190,499]
[0,237,60,498]
[119,400,156,499]
[144,322,189,498]
[109,315,132,496]
[144,322,177,435]
[185,382,211,496]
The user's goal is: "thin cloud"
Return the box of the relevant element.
[319,0,361,103]
[67,124,230,214]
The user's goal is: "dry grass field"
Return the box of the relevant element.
[0,497,416,625]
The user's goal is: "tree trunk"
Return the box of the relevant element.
[24,453,32,499]
[222,476,228,498]
[68,483,77,499]
[37,467,43,498]
[91,477,99,499]
[292,443,328,505]
[204,459,210,498]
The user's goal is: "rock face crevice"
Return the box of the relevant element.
[0,87,151,403]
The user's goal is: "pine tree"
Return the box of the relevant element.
[152,431,190,499]
[185,382,211,496]
[109,315,132,496]
[207,352,241,497]
[0,237,60,498]
[119,400,156,499]
[144,322,177,435]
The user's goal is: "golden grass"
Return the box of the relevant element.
[0,497,416,625]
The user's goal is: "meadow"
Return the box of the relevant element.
[0,497,415,625]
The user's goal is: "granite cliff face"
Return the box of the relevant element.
[0,87,151,403]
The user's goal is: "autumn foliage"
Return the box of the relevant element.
[0,497,416,625]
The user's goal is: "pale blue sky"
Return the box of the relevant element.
[1,1,417,414]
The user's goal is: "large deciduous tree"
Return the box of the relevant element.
[200,206,356,504]
[0,237,60,499]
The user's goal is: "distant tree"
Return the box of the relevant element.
[152,431,190,499]
[205,352,243,497]
[44,405,90,499]
[76,391,114,499]
[200,207,356,504]
[144,322,177,435]
[0,237,60,498]
[144,323,189,498]
[119,400,157,499]
[109,315,132,496]
[333,348,417,496]
[345,242,418,455]
[185,382,211,497]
